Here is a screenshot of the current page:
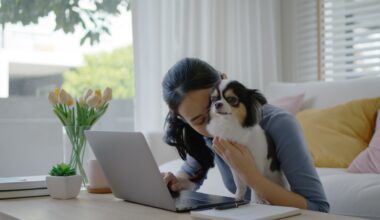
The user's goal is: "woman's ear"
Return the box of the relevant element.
[249,89,267,105]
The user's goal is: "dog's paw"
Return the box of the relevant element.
[234,190,246,201]
[250,191,269,204]
[234,194,245,201]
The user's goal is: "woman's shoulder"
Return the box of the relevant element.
[260,104,305,150]
[260,104,295,128]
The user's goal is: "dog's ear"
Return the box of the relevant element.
[249,89,267,106]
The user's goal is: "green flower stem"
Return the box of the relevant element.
[65,126,89,185]
[54,101,109,186]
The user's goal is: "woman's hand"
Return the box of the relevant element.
[162,172,196,192]
[213,137,308,209]
[212,137,260,182]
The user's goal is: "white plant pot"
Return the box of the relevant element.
[46,175,82,199]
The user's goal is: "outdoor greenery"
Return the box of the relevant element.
[62,45,134,99]
[0,0,134,98]
[0,0,130,45]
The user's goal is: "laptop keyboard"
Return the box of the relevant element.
[173,191,237,211]
[176,198,208,207]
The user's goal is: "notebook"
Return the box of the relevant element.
[0,176,47,191]
[190,203,301,220]
[0,188,49,199]
[0,175,48,199]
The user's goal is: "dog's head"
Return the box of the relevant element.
[208,80,267,127]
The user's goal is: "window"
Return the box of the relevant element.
[293,0,319,82]
[322,0,380,81]
[288,0,380,82]
[1,14,134,98]
[0,2,134,177]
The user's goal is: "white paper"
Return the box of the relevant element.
[191,204,301,220]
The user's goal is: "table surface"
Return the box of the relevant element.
[0,191,363,220]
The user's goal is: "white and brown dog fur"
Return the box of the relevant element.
[206,79,287,203]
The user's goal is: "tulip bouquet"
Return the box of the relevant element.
[48,87,112,184]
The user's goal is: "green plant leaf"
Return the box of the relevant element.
[0,0,130,45]
[49,163,76,176]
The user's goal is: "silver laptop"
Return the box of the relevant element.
[85,131,239,212]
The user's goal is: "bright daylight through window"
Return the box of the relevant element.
[0,0,134,98]
[0,0,134,178]
[294,0,380,82]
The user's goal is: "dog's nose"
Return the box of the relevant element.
[215,102,223,109]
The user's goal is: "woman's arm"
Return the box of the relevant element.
[162,171,196,191]
[213,111,329,212]
[248,171,308,208]
[163,154,210,191]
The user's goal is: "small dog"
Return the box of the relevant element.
[206,79,286,203]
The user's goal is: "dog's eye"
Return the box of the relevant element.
[226,96,239,106]
[210,96,219,103]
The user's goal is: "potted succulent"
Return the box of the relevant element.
[46,163,83,199]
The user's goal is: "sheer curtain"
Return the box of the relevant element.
[131,0,282,132]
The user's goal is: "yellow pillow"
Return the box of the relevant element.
[296,97,380,168]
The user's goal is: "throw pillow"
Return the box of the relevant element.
[296,97,380,168]
[270,93,305,115]
[348,109,380,173]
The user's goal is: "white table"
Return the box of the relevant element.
[0,191,363,220]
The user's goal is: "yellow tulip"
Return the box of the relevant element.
[59,89,74,106]
[53,88,60,97]
[95,89,102,98]
[102,87,112,103]
[48,88,60,105]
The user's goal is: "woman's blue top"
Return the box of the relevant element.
[180,104,330,212]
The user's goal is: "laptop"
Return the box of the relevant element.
[85,131,240,212]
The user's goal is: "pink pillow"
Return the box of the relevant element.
[270,93,305,115]
[348,109,380,174]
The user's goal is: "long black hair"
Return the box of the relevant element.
[162,58,221,174]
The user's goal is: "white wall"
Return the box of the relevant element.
[0,98,134,177]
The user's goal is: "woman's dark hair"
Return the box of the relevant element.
[162,58,221,175]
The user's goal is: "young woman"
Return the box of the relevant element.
[161,57,329,212]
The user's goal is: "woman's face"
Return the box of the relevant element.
[178,88,213,137]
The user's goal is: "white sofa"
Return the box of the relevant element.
[154,77,380,219]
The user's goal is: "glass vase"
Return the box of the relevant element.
[63,126,94,185]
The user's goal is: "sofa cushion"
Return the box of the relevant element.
[348,109,380,174]
[316,168,347,177]
[320,173,380,219]
[265,77,380,109]
[269,93,305,115]
[296,97,380,168]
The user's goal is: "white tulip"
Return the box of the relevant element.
[83,89,93,100]
[102,87,112,102]
[86,94,101,108]
[79,96,87,107]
